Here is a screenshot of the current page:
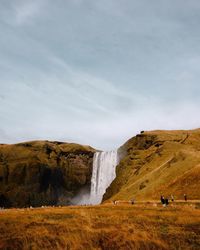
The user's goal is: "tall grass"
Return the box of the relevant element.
[0,203,199,250]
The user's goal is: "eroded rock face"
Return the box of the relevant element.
[0,141,95,207]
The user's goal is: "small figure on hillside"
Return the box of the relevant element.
[130,199,135,205]
[160,195,165,205]
[171,195,174,202]
[184,194,187,202]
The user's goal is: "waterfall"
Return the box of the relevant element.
[90,150,118,204]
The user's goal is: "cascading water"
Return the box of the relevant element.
[90,150,118,204]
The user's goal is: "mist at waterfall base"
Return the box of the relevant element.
[72,150,119,205]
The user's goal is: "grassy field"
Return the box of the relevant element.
[0,202,200,250]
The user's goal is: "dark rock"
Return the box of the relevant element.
[0,141,95,207]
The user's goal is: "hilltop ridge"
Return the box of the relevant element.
[104,128,200,201]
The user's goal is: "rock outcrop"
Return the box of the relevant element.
[0,141,95,207]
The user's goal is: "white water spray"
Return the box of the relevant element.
[90,150,118,204]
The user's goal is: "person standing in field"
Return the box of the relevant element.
[184,194,187,201]
[171,195,174,202]
[160,195,165,205]
[165,198,169,206]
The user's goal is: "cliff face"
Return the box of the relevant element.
[1,128,200,207]
[104,129,200,201]
[0,141,95,207]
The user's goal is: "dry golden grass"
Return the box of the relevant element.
[0,203,200,250]
[105,129,200,202]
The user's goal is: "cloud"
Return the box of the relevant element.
[0,0,200,149]
[1,0,46,26]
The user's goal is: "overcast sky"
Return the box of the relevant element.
[0,0,200,150]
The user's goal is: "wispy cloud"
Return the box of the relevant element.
[1,0,46,26]
[0,0,200,149]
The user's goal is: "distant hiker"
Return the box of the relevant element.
[160,195,165,205]
[171,195,174,202]
[184,194,187,202]
[130,199,135,205]
[165,198,169,206]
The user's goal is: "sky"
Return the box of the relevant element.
[0,0,200,150]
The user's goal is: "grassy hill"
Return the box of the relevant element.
[1,128,200,207]
[104,129,200,202]
[0,141,95,207]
